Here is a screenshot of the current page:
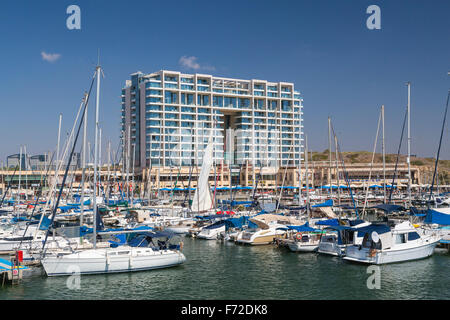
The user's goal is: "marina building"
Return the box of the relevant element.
[120,70,304,172]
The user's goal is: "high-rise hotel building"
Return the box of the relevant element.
[120,70,303,171]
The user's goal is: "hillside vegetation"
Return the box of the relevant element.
[311,150,450,175]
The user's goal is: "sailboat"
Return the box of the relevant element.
[190,131,215,214]
[41,64,186,276]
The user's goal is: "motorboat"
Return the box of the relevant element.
[317,219,371,256]
[343,221,441,264]
[165,218,196,235]
[196,220,226,240]
[280,223,326,252]
[235,214,304,245]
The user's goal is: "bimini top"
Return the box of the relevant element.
[224,216,250,229]
[203,220,226,230]
[371,204,406,213]
[316,218,340,226]
[355,224,391,236]
[355,223,393,249]
[278,222,319,233]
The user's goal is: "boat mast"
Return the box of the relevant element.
[93,64,101,249]
[107,140,111,203]
[126,125,131,203]
[328,117,332,197]
[99,127,102,200]
[334,135,341,206]
[55,114,62,199]
[18,146,22,203]
[131,142,135,206]
[79,92,88,242]
[407,82,412,207]
[298,138,302,206]
[382,105,386,204]
[305,135,310,219]
[24,145,28,201]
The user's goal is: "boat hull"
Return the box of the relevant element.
[42,250,186,276]
[197,226,225,240]
[343,241,439,265]
[317,242,345,256]
[288,242,319,252]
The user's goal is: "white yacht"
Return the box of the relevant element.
[343,221,441,264]
[287,231,325,252]
[165,218,197,235]
[317,220,371,256]
[196,221,226,240]
[235,214,303,245]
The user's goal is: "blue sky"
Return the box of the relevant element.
[0,0,449,163]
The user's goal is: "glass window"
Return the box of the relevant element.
[197,86,209,92]
[213,96,223,107]
[181,106,194,113]
[395,234,407,244]
[198,108,209,114]
[181,84,194,90]
[146,82,161,88]
[165,91,177,104]
[238,98,250,108]
[146,97,161,103]
[164,75,177,82]
[187,94,194,105]
[197,79,208,85]
[148,112,161,118]
[165,83,178,89]
[407,232,420,241]
[148,90,161,96]
[224,97,236,108]
[254,99,264,109]
[165,105,178,112]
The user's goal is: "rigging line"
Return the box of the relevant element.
[41,70,97,258]
[0,166,18,207]
[19,152,56,248]
[388,108,408,203]
[330,122,359,218]
[362,109,382,217]
[428,90,450,206]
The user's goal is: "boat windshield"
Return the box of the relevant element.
[362,233,382,249]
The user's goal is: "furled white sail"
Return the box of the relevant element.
[191,133,214,212]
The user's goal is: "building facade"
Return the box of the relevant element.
[121,70,304,171]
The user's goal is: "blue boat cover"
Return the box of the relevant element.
[371,204,406,213]
[355,224,391,236]
[312,199,333,207]
[204,221,226,229]
[224,216,250,229]
[424,208,450,225]
[316,218,339,226]
[285,222,318,232]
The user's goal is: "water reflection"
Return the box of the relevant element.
[0,237,448,299]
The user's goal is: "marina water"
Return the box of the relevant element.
[0,237,448,300]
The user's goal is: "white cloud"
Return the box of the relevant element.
[179,56,215,71]
[41,51,61,63]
